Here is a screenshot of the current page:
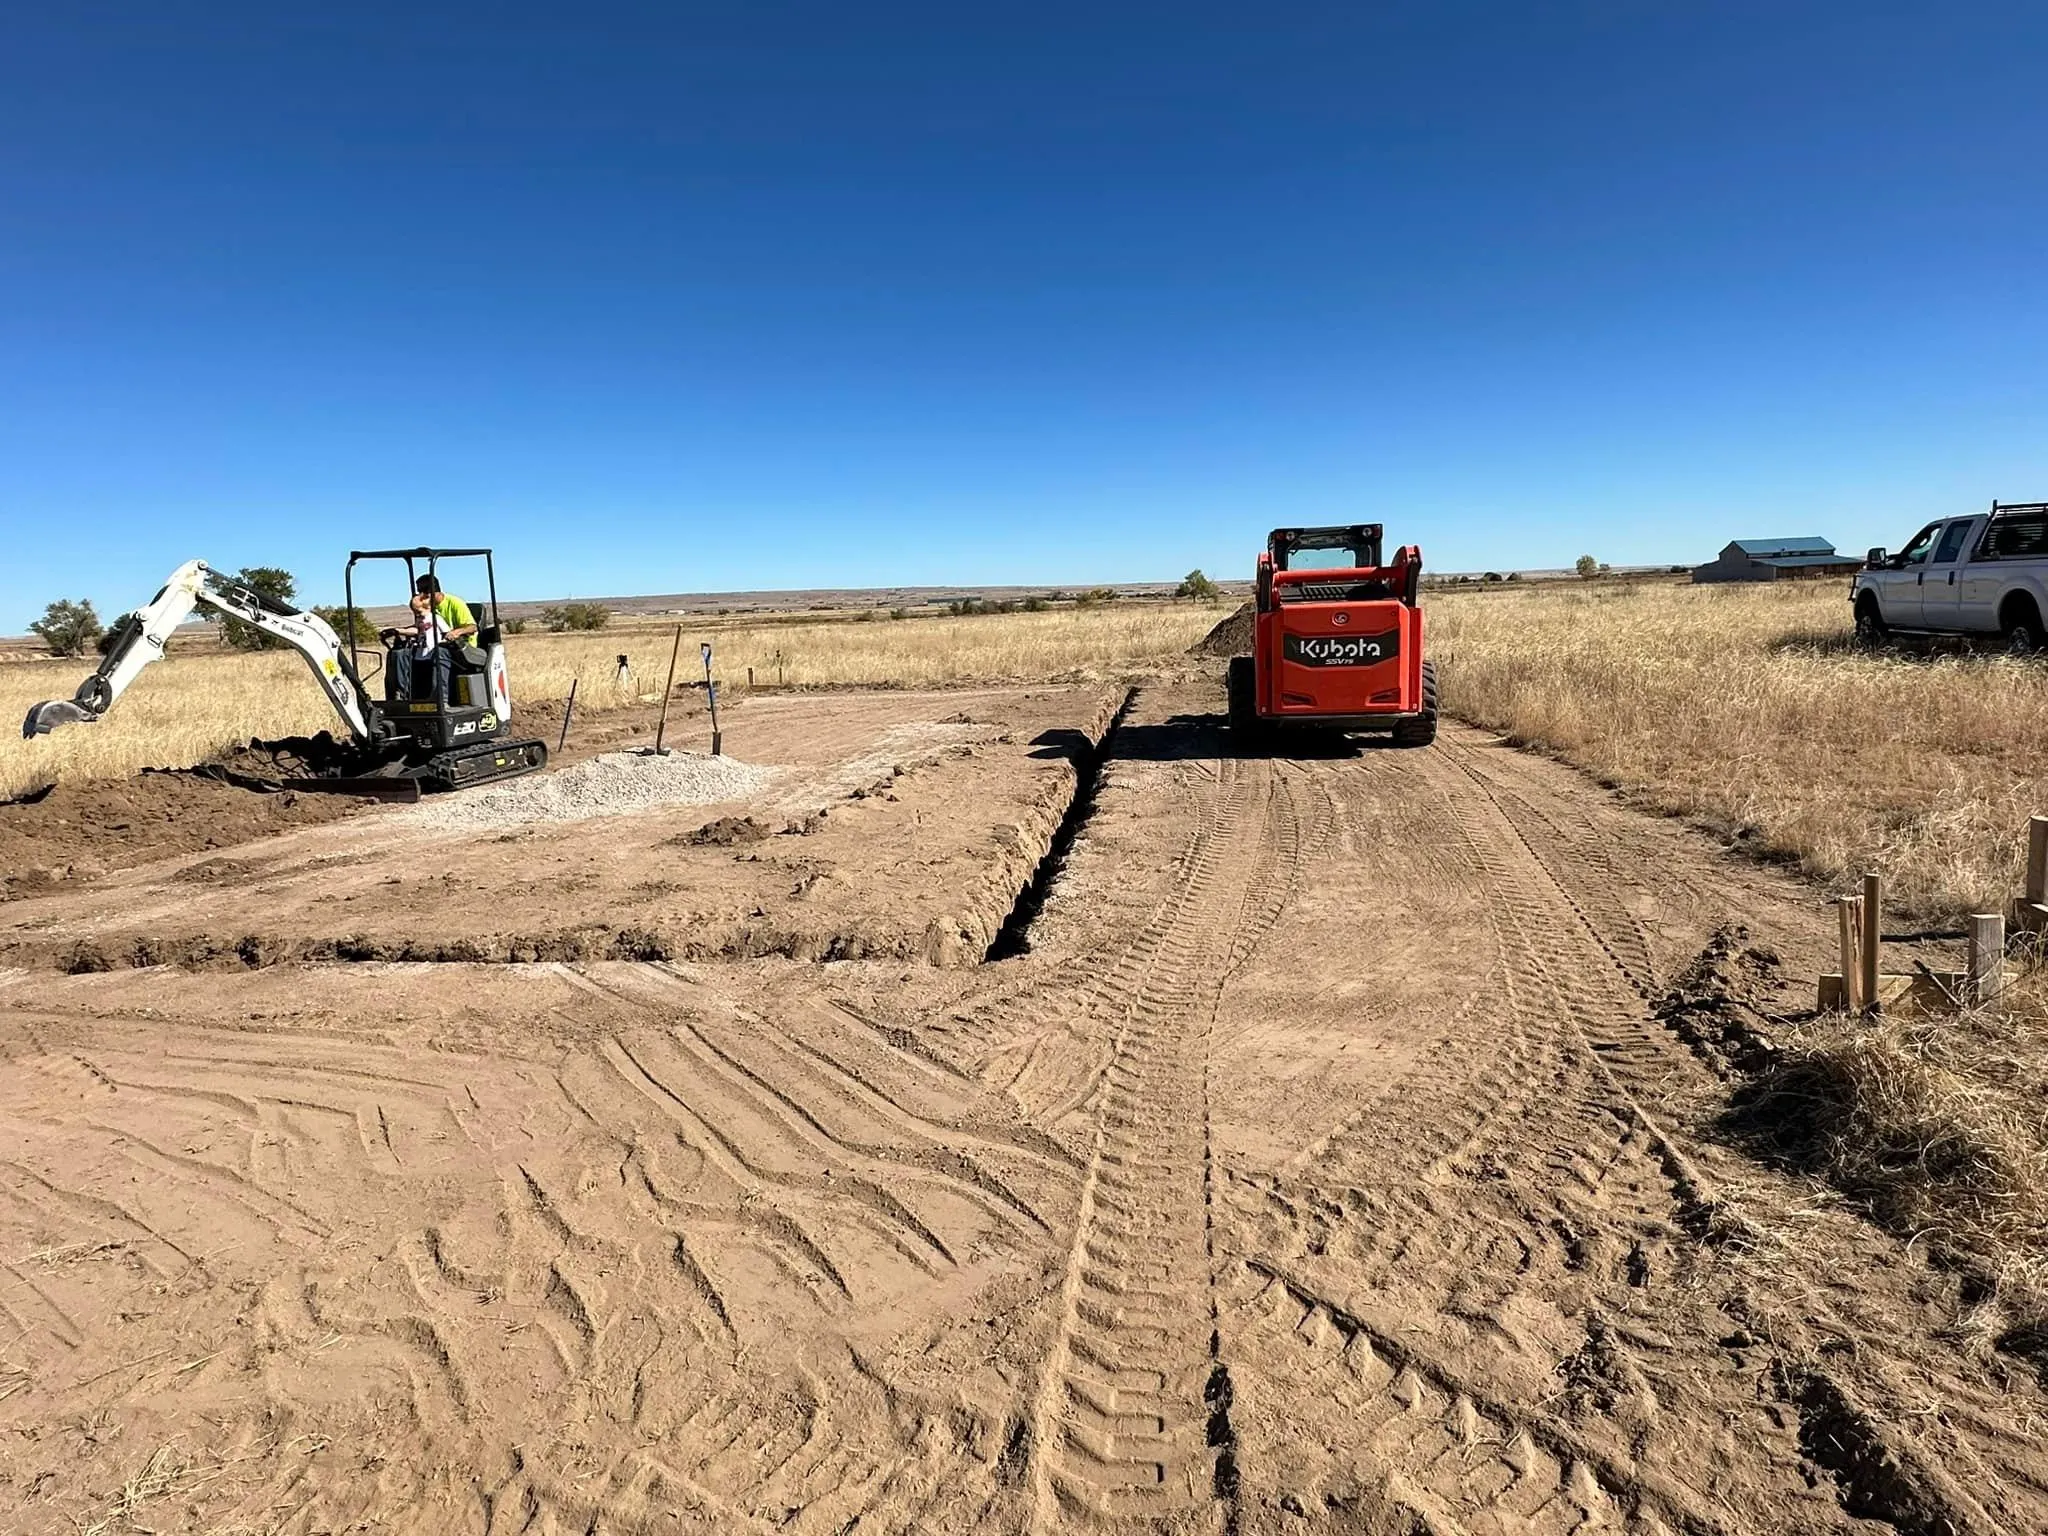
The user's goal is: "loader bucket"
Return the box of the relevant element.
[22,699,99,737]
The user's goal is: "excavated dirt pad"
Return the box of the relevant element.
[3,679,2047,1533]
[0,771,359,904]
[0,686,1120,972]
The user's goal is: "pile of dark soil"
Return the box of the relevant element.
[1,765,362,903]
[1190,602,1254,657]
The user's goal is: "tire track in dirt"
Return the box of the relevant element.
[1028,753,1305,1531]
[1214,739,1851,1533]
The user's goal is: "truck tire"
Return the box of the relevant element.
[2003,599,2044,656]
[1226,655,1260,740]
[1854,595,1889,647]
[1393,660,1439,748]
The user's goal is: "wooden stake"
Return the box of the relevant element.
[652,625,683,755]
[2030,817,2048,909]
[1970,913,2006,1005]
[1860,871,1883,1016]
[1837,897,1863,1012]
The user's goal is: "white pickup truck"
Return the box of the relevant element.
[1853,502,2048,651]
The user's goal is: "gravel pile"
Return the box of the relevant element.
[408,750,777,831]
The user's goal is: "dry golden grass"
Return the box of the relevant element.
[1735,997,2048,1342]
[1433,579,2048,919]
[0,603,1222,796]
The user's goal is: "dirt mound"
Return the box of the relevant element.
[677,814,773,847]
[0,770,360,903]
[1190,601,1254,656]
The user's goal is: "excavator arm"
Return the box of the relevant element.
[22,559,374,743]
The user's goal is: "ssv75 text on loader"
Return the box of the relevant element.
[1226,524,1438,747]
[24,547,548,801]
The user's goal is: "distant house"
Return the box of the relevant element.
[1691,536,1864,584]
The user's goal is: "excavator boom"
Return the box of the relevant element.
[22,560,373,743]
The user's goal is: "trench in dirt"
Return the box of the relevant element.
[984,686,1136,961]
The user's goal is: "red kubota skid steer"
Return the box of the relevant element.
[1225,524,1438,747]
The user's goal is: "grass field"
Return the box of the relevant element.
[1433,577,2048,919]
[0,603,1223,797]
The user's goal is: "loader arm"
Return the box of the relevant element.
[22,559,374,743]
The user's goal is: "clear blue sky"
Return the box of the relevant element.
[4,2,2044,625]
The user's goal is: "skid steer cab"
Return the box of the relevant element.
[1226,524,1438,748]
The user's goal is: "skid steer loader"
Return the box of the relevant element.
[24,547,548,800]
[1226,524,1437,747]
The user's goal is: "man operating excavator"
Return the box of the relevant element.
[381,573,478,702]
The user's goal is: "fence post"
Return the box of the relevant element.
[1860,871,1883,1015]
[1970,913,2006,1005]
[1837,897,1863,1012]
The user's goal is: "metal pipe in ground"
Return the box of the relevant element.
[557,678,578,753]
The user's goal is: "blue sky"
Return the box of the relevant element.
[3,2,2044,625]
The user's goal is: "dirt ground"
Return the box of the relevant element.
[2,674,2044,1534]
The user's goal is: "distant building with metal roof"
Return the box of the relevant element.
[1692,536,1864,583]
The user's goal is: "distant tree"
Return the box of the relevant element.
[312,603,378,645]
[1506,572,1522,581]
[1482,572,1503,584]
[32,598,102,657]
[1021,594,1049,613]
[96,611,135,655]
[1075,586,1120,606]
[542,602,611,632]
[213,566,297,650]
[1574,554,1599,579]
[1176,569,1220,602]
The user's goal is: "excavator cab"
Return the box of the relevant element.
[346,547,516,757]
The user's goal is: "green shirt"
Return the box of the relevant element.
[433,593,475,642]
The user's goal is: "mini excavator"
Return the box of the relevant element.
[23,548,548,800]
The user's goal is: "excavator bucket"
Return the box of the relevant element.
[22,698,99,737]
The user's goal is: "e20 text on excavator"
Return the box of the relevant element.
[24,548,549,801]
[1226,524,1438,747]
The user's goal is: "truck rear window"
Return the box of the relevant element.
[1983,515,2048,561]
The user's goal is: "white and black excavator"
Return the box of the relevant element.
[23,547,548,800]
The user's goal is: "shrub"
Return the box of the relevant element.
[1022,595,1048,613]
[888,608,909,621]
[312,604,379,646]
[95,612,135,655]
[542,602,611,632]
[504,617,529,635]
[30,598,102,657]
[1075,586,1120,606]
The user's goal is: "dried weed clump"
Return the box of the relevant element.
[1733,997,2048,1338]
[1433,579,2048,918]
[0,604,1218,796]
